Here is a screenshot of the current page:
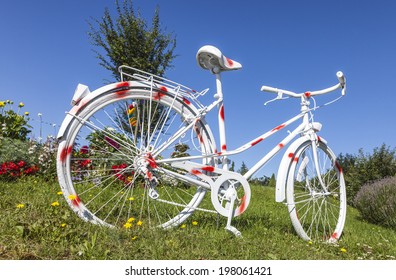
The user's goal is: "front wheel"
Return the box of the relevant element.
[286,140,347,242]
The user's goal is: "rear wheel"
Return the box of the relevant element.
[286,140,347,242]
[57,86,216,230]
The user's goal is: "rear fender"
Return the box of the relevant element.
[57,80,153,139]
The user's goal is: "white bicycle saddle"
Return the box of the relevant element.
[196,45,242,73]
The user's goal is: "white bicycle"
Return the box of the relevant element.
[56,45,347,242]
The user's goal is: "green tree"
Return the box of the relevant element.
[229,161,235,172]
[88,0,177,148]
[238,161,249,175]
[249,175,269,186]
[267,173,276,188]
[88,0,176,80]
[171,143,190,158]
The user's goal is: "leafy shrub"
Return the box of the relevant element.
[354,176,396,228]
[0,137,36,164]
[338,144,396,205]
[0,100,31,141]
[33,136,58,178]
[0,136,58,180]
[0,160,39,179]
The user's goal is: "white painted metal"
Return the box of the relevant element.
[57,45,347,240]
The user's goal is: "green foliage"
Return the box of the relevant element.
[0,136,58,181]
[229,161,235,172]
[0,137,35,164]
[354,176,396,228]
[237,161,249,175]
[0,100,31,141]
[171,143,190,158]
[338,144,396,205]
[267,173,276,188]
[87,0,176,80]
[249,175,270,186]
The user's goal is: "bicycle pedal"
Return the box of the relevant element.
[148,188,159,200]
[225,226,242,238]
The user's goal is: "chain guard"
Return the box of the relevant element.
[211,173,251,217]
[171,161,251,217]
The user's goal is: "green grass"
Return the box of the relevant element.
[0,176,395,260]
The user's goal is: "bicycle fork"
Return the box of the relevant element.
[302,130,329,194]
[311,140,329,193]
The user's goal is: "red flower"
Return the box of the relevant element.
[80,146,89,154]
[80,159,92,167]
[24,165,39,175]
[8,162,19,171]
[104,136,120,149]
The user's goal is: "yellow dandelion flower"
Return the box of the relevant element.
[68,194,77,200]
[128,196,135,201]
[180,224,186,229]
[57,191,63,195]
[131,236,138,241]
[61,223,67,228]
[137,220,143,226]
[51,201,60,207]
[18,102,24,108]
[340,248,347,253]
[24,112,29,116]
[192,221,198,226]
[127,217,135,223]
[308,241,313,245]
[123,222,132,229]
[16,203,25,209]
[0,101,5,107]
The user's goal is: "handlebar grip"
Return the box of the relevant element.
[260,85,279,93]
[336,71,346,95]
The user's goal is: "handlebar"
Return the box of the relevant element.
[336,71,346,96]
[261,71,346,98]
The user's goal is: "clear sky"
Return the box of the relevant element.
[1,0,395,177]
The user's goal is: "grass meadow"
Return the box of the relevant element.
[1,176,395,260]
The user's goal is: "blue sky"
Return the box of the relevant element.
[1,0,395,176]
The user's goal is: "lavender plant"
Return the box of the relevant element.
[354,176,396,228]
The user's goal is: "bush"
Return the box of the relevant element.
[338,144,396,205]
[0,137,35,163]
[0,136,58,180]
[354,176,396,228]
[0,100,31,141]
[0,160,39,179]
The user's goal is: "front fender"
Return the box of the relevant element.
[275,135,328,202]
[275,136,309,203]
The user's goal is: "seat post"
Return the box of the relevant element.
[215,72,228,170]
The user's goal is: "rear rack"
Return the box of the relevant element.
[118,65,208,109]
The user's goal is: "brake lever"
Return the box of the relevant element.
[264,93,289,106]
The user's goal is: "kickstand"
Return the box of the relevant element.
[224,188,242,238]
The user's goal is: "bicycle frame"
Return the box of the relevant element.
[156,71,319,184]
[56,46,347,240]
